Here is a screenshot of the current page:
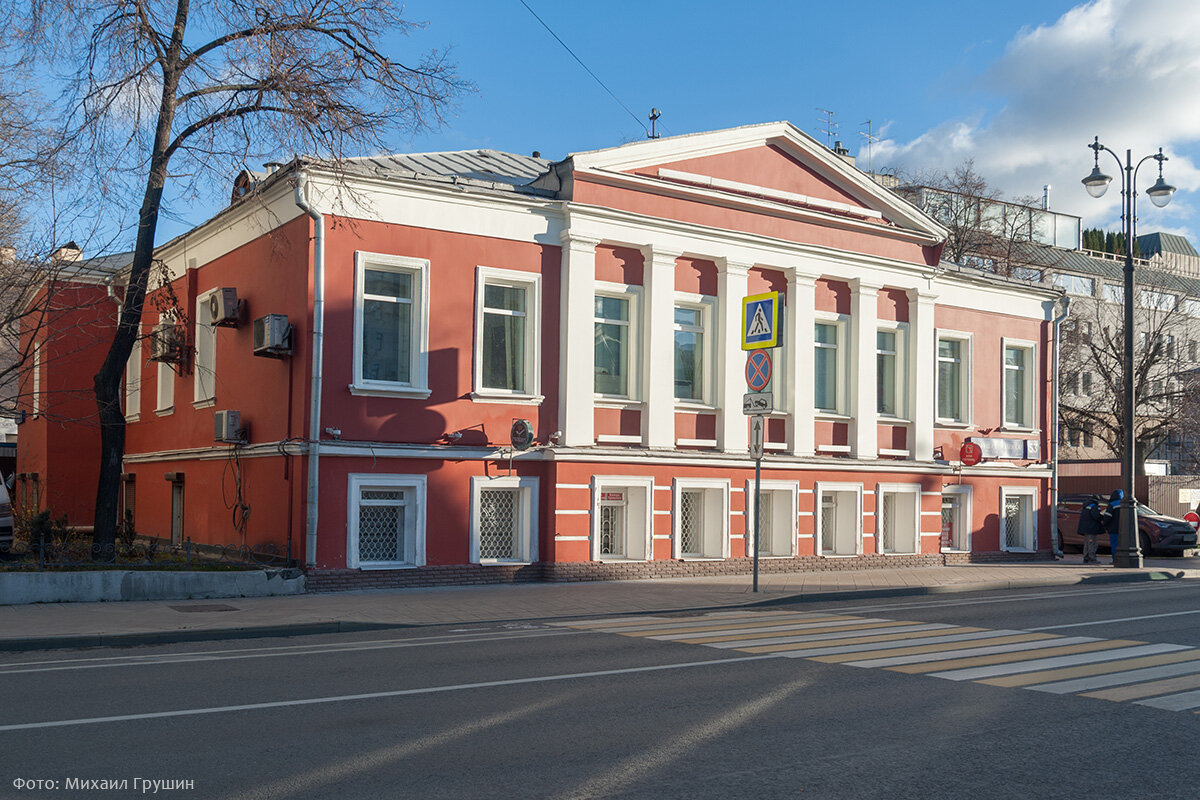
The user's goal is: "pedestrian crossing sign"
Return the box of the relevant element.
[742,292,780,350]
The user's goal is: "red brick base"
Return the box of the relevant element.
[304,550,1054,592]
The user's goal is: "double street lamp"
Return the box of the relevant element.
[1081,137,1176,568]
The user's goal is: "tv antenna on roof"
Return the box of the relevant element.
[816,108,838,148]
[859,119,879,173]
[648,108,662,139]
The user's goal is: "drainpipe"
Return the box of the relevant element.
[1051,294,1071,558]
[294,171,325,567]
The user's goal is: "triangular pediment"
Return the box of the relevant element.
[565,121,945,241]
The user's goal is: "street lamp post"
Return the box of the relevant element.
[1081,137,1176,568]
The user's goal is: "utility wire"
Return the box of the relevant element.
[518,0,650,136]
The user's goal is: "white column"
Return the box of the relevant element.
[717,258,751,453]
[851,280,881,460]
[558,233,598,447]
[642,245,679,448]
[787,272,816,457]
[908,288,939,461]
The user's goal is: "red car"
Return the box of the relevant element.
[1056,493,1197,556]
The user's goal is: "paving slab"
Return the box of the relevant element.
[1,556,1198,651]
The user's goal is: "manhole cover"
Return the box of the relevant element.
[169,604,240,613]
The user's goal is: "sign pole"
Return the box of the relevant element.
[753,450,761,593]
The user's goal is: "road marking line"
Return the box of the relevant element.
[613,616,871,637]
[980,650,1200,688]
[0,654,782,732]
[651,617,870,641]
[761,630,1028,658]
[1082,671,1200,702]
[701,624,967,650]
[927,644,1187,681]
[1135,688,1200,711]
[1026,607,1200,631]
[1026,659,1200,694]
[553,611,794,630]
[831,634,1060,666]
[887,638,1118,674]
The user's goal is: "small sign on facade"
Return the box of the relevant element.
[743,392,773,415]
[742,292,780,350]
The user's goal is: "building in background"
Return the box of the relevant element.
[18,122,1061,586]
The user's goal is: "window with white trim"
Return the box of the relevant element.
[940,485,972,552]
[817,483,861,556]
[124,338,142,421]
[876,484,919,555]
[353,253,430,397]
[595,286,640,399]
[1104,284,1124,304]
[156,360,174,413]
[814,318,847,414]
[877,325,907,417]
[673,478,729,559]
[194,290,217,404]
[470,476,538,563]
[673,300,712,402]
[475,267,541,399]
[347,474,427,569]
[936,332,971,424]
[1140,289,1176,310]
[1000,486,1037,551]
[1052,273,1095,296]
[1003,340,1036,429]
[591,476,653,561]
[744,480,798,558]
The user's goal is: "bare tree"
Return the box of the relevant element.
[1059,286,1196,474]
[7,0,465,555]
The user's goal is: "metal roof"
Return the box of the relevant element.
[339,149,553,194]
[1137,232,1199,258]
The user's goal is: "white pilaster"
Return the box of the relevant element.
[559,233,598,447]
[908,288,939,461]
[851,280,881,460]
[787,272,817,457]
[717,259,752,453]
[643,245,679,448]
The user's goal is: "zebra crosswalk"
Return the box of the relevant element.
[555,610,1200,713]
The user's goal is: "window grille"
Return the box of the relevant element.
[680,490,703,555]
[941,496,958,550]
[599,504,622,556]
[752,492,772,555]
[820,494,836,553]
[880,493,896,553]
[1004,495,1030,550]
[358,489,406,563]
[479,489,518,559]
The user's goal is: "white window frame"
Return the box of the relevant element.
[815,482,862,556]
[935,330,972,426]
[814,313,850,416]
[999,485,1038,553]
[672,292,716,406]
[940,484,973,553]
[589,475,654,561]
[594,282,641,402]
[743,479,798,558]
[1103,284,1124,304]
[672,477,730,559]
[470,475,539,564]
[194,289,218,406]
[346,473,427,569]
[351,252,431,399]
[1052,273,1095,296]
[473,266,542,403]
[875,483,921,555]
[1140,289,1176,311]
[1002,337,1037,431]
[876,322,908,420]
[124,337,142,422]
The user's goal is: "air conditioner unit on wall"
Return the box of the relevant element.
[207,288,241,326]
[253,314,291,358]
[149,323,181,362]
[213,410,243,443]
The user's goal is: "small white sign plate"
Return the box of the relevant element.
[743,392,773,415]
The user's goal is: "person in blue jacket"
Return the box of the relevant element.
[1102,489,1124,563]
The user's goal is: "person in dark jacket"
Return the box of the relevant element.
[1077,496,1103,563]
[1102,489,1124,563]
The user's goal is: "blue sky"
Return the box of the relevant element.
[157,0,1200,247]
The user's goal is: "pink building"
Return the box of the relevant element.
[19,122,1062,588]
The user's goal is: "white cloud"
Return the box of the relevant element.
[873,0,1200,241]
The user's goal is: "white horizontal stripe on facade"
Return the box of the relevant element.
[556,484,590,490]
[920,532,944,537]
[554,510,590,515]
[878,449,910,457]
[928,644,1189,682]
[920,511,943,516]
[676,439,718,447]
[798,489,814,494]
[652,535,672,540]
[653,510,671,515]
[596,435,641,444]
[554,536,590,541]
[798,534,814,538]
[798,512,813,517]
[730,487,744,493]
[921,492,942,496]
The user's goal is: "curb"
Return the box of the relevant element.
[0,570,1185,653]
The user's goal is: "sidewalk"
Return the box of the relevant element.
[2,555,1198,651]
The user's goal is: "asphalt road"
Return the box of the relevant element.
[2,581,1200,799]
